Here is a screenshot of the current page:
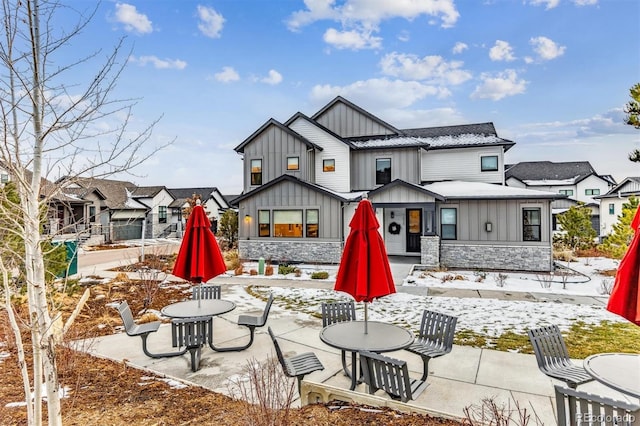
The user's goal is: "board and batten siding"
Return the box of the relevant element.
[238,180,343,240]
[242,126,311,193]
[421,147,504,184]
[439,199,551,244]
[351,148,421,190]
[288,118,351,193]
[315,102,396,138]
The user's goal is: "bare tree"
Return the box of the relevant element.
[0,1,170,424]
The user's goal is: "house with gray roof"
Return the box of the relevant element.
[168,187,230,236]
[232,96,563,272]
[595,177,640,237]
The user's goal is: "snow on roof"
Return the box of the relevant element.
[349,133,508,149]
[423,181,561,199]
[523,178,578,186]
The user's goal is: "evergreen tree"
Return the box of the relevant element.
[599,196,639,258]
[557,203,597,250]
[624,83,640,161]
[218,210,238,249]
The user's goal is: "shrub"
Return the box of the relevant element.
[311,271,329,279]
[278,264,298,275]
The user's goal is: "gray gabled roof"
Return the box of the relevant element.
[127,186,167,198]
[505,161,606,185]
[63,177,147,211]
[234,118,323,153]
[311,96,400,135]
[595,176,640,199]
[368,179,445,200]
[424,181,565,200]
[167,187,227,209]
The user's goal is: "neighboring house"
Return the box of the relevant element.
[595,177,640,238]
[168,187,231,236]
[128,186,176,239]
[232,96,564,272]
[505,161,616,233]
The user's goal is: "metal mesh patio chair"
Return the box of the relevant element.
[405,309,457,381]
[528,324,594,389]
[268,326,324,393]
[359,350,428,403]
[192,284,221,300]
[171,316,210,372]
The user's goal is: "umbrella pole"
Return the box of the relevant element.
[364,302,368,334]
[198,281,202,308]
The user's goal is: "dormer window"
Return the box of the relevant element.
[481,155,498,172]
[251,159,262,185]
[376,158,391,185]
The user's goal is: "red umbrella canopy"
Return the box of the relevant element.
[607,206,640,326]
[334,199,396,302]
[172,205,227,283]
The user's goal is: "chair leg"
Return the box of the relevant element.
[340,350,350,377]
[189,346,202,372]
[419,356,431,382]
[141,334,188,359]
[208,326,256,352]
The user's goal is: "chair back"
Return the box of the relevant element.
[258,293,274,326]
[528,325,571,370]
[555,385,640,426]
[171,317,210,348]
[360,350,413,403]
[267,326,291,377]
[117,301,135,334]
[321,301,356,327]
[417,309,457,351]
[192,284,221,300]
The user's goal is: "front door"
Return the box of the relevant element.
[406,209,422,253]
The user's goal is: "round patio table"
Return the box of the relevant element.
[320,321,414,390]
[161,299,236,319]
[583,353,640,398]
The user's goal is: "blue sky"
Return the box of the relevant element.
[58,0,639,194]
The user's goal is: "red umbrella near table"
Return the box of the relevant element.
[172,202,227,306]
[334,198,396,334]
[607,206,640,326]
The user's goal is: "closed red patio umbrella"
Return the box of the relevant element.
[607,206,640,326]
[334,198,396,333]
[172,202,227,305]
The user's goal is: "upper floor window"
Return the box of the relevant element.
[323,159,335,172]
[480,155,498,172]
[274,210,303,237]
[306,209,319,238]
[158,206,167,223]
[585,189,600,196]
[258,210,270,237]
[0,173,8,183]
[376,158,391,185]
[440,208,457,240]
[559,189,574,196]
[609,203,615,215]
[523,208,541,241]
[251,159,262,185]
[287,157,299,171]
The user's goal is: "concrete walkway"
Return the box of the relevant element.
[75,253,635,424]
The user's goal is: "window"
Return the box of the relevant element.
[287,157,299,171]
[258,210,270,237]
[376,158,391,185]
[306,209,319,238]
[559,189,574,196]
[158,206,167,223]
[89,206,96,223]
[251,159,262,185]
[0,174,8,183]
[523,208,541,241]
[480,155,498,172]
[609,203,615,215]
[273,210,303,237]
[585,189,600,196]
[440,208,457,240]
[323,159,335,172]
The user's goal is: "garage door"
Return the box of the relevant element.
[112,220,143,241]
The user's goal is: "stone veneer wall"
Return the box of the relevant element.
[238,240,342,264]
[440,243,552,272]
[420,236,440,268]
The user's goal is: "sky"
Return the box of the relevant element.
[53,0,640,195]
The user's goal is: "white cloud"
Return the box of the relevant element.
[452,42,468,54]
[129,55,187,70]
[528,0,560,10]
[323,28,382,50]
[310,78,445,109]
[379,52,472,85]
[530,36,566,61]
[573,0,598,5]
[397,30,410,42]
[214,66,240,83]
[471,69,527,101]
[114,3,152,34]
[197,5,225,38]
[489,40,516,62]
[261,70,283,85]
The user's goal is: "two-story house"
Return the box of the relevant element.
[232,96,563,272]
[168,187,231,236]
[505,161,616,233]
[595,177,640,238]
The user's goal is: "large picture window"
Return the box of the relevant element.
[306,209,319,238]
[376,158,391,185]
[523,208,541,241]
[274,210,303,237]
[158,206,167,223]
[480,155,498,172]
[258,210,270,237]
[440,208,457,240]
[251,159,262,185]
